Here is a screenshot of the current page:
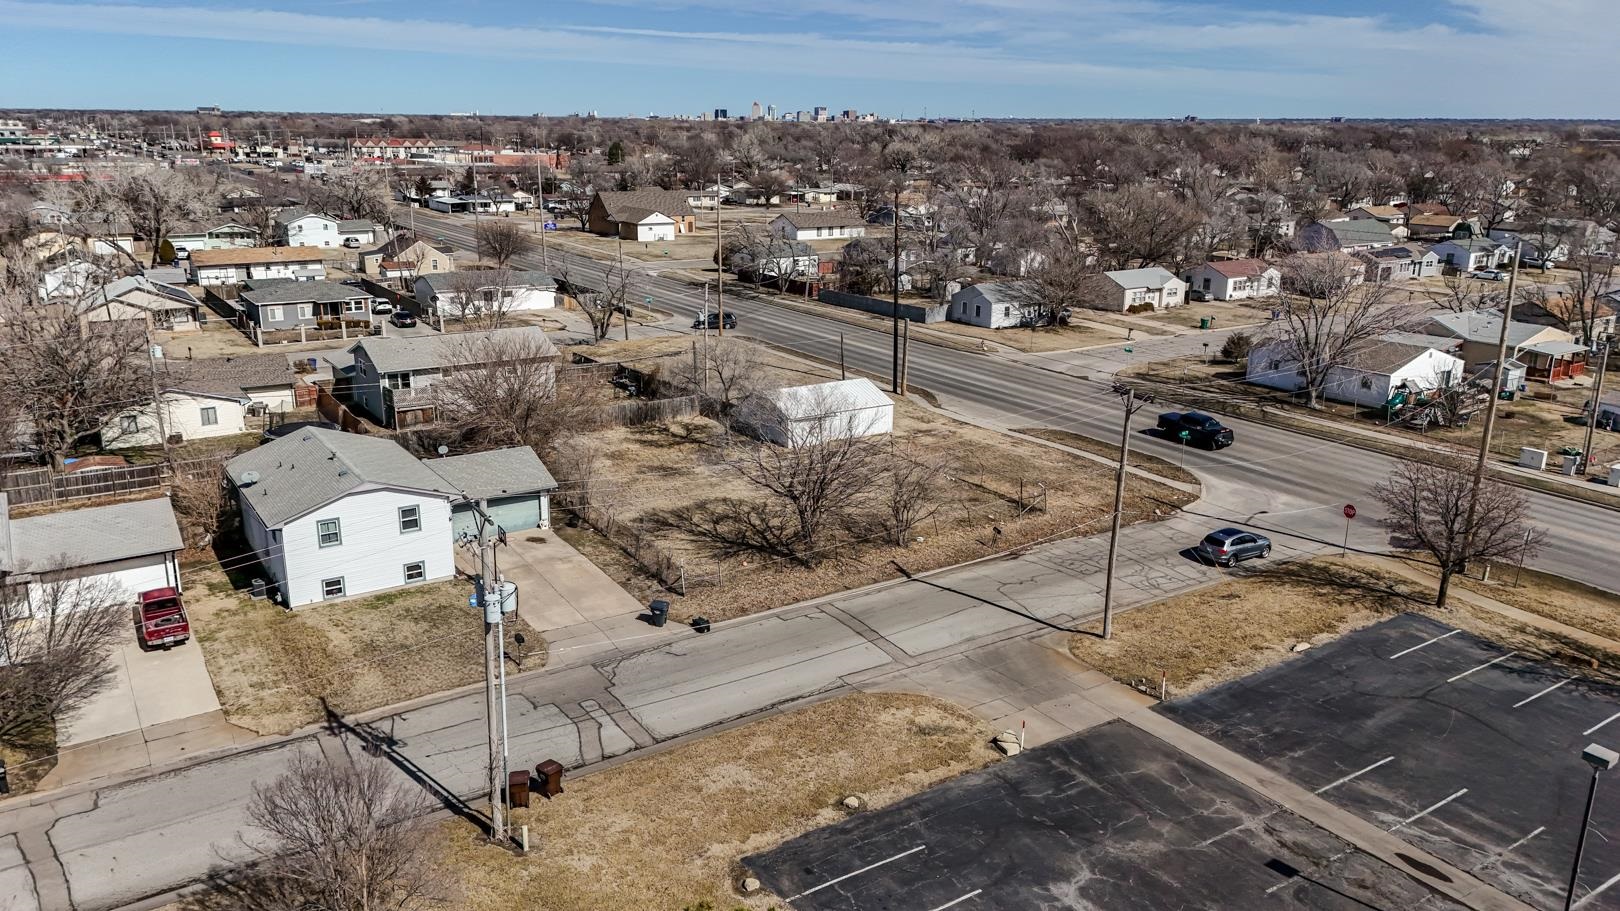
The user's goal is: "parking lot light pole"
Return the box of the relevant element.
[1566,743,1619,911]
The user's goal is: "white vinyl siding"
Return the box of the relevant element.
[270,489,456,607]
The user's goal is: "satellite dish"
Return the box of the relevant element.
[437,445,449,455]
[240,470,261,486]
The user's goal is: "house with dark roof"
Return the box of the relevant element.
[1077,267,1187,312]
[587,190,696,238]
[103,353,299,449]
[1180,258,1281,300]
[347,326,560,428]
[1357,245,1442,282]
[0,494,184,608]
[769,211,868,242]
[1246,334,1465,408]
[1406,213,1479,240]
[235,279,371,331]
[226,428,553,606]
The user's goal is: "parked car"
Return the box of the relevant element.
[342,237,361,248]
[1194,528,1271,567]
[693,312,738,330]
[1156,411,1234,449]
[1470,269,1508,282]
[171,246,190,261]
[390,310,418,328]
[134,587,190,650]
[1188,288,1212,302]
[371,299,394,314]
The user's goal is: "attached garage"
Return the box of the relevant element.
[427,448,558,542]
[4,495,184,609]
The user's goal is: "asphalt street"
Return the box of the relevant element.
[412,208,1620,592]
[1163,614,1620,911]
[747,721,1469,910]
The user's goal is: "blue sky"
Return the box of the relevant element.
[1,0,1616,119]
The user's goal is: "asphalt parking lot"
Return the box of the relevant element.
[1162,612,1620,911]
[746,721,1466,910]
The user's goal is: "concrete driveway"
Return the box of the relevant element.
[42,624,250,789]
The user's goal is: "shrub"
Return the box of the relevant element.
[1221,331,1254,362]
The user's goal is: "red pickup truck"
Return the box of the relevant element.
[134,588,190,650]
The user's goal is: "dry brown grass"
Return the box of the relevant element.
[1069,558,1419,695]
[1130,300,1270,331]
[923,318,1126,352]
[442,693,998,911]
[1013,426,1199,486]
[187,567,546,734]
[1439,562,1620,644]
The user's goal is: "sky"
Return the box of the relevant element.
[1,0,1617,119]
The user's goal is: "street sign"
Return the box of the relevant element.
[1343,504,1357,519]
[1178,430,1190,441]
[543,221,558,231]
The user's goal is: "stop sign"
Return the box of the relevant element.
[1343,504,1357,520]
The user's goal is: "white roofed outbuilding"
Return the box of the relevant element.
[742,378,894,448]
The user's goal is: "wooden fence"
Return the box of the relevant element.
[1,454,229,507]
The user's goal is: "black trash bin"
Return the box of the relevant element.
[648,599,670,628]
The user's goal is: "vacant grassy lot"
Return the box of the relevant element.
[925,317,1126,352]
[1128,300,1268,332]
[1013,426,1199,486]
[1070,558,1418,695]
[560,338,1196,622]
[187,567,544,734]
[444,693,998,911]
[1440,562,1620,645]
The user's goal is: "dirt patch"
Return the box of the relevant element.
[1069,557,1419,696]
[187,567,545,734]
[1013,426,1199,486]
[923,318,1125,353]
[443,693,998,911]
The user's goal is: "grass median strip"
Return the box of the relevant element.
[445,693,998,911]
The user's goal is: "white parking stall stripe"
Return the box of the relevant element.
[786,845,926,900]
[925,891,983,911]
[1501,826,1545,855]
[1585,711,1620,736]
[1512,678,1573,708]
[1388,629,1461,659]
[1447,652,1517,683]
[1389,789,1468,832]
[1574,870,1620,909]
[1315,757,1395,794]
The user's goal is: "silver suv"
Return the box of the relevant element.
[1195,528,1271,566]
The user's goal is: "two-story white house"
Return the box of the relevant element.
[225,428,557,607]
[276,210,341,248]
[1078,267,1187,312]
[769,211,868,242]
[1180,259,1281,301]
[348,326,561,429]
[189,246,327,286]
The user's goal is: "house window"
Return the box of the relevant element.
[322,577,346,599]
[121,414,139,434]
[403,561,426,583]
[1359,376,1374,390]
[264,305,282,323]
[346,299,365,313]
[1003,306,1012,317]
[297,304,313,320]
[399,505,421,533]
[317,518,341,548]
[974,304,982,318]
[430,259,440,270]
[199,406,218,426]
[386,372,413,390]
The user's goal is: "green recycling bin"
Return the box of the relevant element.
[1199,316,1213,329]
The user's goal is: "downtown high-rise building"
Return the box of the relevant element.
[767,104,777,120]
[714,108,729,120]
[813,106,829,122]
[750,101,762,121]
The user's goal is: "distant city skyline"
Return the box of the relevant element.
[0,0,1617,118]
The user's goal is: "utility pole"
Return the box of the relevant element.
[1101,383,1153,640]
[1581,337,1610,475]
[144,329,171,459]
[715,168,725,337]
[891,185,901,393]
[475,499,508,844]
[1460,242,1521,568]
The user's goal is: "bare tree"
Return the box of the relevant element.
[675,337,771,414]
[0,571,127,747]
[1433,271,1505,313]
[170,469,230,550]
[883,446,947,546]
[1010,245,1092,327]
[1373,456,1543,609]
[473,220,534,267]
[429,333,596,453]
[0,294,151,466]
[102,169,211,266]
[436,268,518,331]
[1274,252,1415,409]
[304,171,393,225]
[555,259,634,342]
[1071,184,1203,271]
[1515,249,1617,344]
[233,752,447,911]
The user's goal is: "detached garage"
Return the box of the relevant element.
[3,495,183,609]
[428,448,559,542]
[745,378,895,448]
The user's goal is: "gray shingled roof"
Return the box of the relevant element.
[11,496,183,570]
[596,189,695,220]
[427,448,557,500]
[239,280,369,306]
[1103,267,1180,290]
[777,211,865,229]
[163,353,295,398]
[226,428,459,528]
[1320,219,1397,246]
[1345,339,1454,375]
[1426,309,1564,348]
[349,326,559,375]
[337,219,373,232]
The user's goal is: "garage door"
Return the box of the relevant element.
[452,495,543,541]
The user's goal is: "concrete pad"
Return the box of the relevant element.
[900,658,1026,707]
[1078,682,1160,716]
[1029,694,1117,733]
[0,834,38,911]
[498,532,641,631]
[983,706,1070,748]
[59,628,221,747]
